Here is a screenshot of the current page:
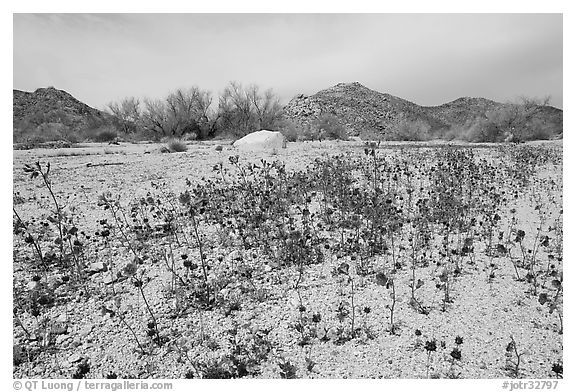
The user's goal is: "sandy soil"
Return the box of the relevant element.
[12,140,563,379]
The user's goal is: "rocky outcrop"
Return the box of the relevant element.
[283,82,563,139]
[13,87,116,141]
[422,97,501,126]
[284,82,446,138]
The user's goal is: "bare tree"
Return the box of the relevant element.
[107,97,141,133]
[139,87,215,139]
[165,88,213,137]
[487,96,552,142]
[218,81,253,136]
[141,98,172,137]
[107,83,283,140]
[218,81,283,137]
[247,84,283,130]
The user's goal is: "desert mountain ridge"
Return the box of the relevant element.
[13,83,563,142]
[14,86,113,125]
[283,82,563,139]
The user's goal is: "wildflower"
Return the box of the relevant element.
[506,341,515,352]
[450,348,462,361]
[425,340,437,352]
[337,262,349,275]
[123,263,137,276]
[551,363,563,376]
[375,272,388,287]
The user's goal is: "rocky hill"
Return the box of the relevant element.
[13,83,563,144]
[13,87,115,143]
[284,82,563,139]
[422,97,501,126]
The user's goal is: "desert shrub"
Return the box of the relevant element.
[482,96,560,142]
[462,118,504,143]
[441,126,462,141]
[277,119,300,142]
[217,82,283,138]
[16,123,66,144]
[359,129,384,142]
[281,127,299,142]
[314,114,348,140]
[442,118,480,141]
[126,127,163,142]
[91,127,118,143]
[516,119,556,141]
[166,138,188,152]
[62,132,81,144]
[181,132,198,142]
[443,117,505,143]
[386,117,431,141]
[301,127,321,141]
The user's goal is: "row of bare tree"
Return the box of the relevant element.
[107,82,283,139]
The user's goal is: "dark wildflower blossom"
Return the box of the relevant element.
[450,348,462,361]
[425,340,437,352]
[552,363,563,377]
[123,263,137,276]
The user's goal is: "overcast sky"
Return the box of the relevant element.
[13,13,563,110]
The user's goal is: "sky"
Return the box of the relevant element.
[13,13,563,110]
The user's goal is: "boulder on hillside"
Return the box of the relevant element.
[232,130,287,151]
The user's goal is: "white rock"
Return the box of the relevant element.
[232,130,287,151]
[56,335,70,345]
[48,276,63,290]
[78,325,93,337]
[219,288,230,298]
[228,250,243,262]
[89,262,107,273]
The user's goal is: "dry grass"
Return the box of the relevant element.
[166,138,188,152]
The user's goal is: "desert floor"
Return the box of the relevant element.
[12,140,563,379]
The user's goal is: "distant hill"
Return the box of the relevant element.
[13,83,563,144]
[283,82,563,139]
[13,87,117,143]
[421,97,501,126]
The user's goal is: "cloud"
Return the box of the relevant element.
[13,13,562,109]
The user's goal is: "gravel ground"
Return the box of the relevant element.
[12,140,563,379]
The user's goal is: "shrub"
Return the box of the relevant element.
[386,117,431,141]
[518,119,556,141]
[127,128,163,143]
[314,114,348,140]
[181,132,198,142]
[93,128,118,143]
[462,118,504,143]
[441,126,461,141]
[16,123,66,144]
[277,119,300,142]
[166,138,188,153]
[301,127,320,141]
